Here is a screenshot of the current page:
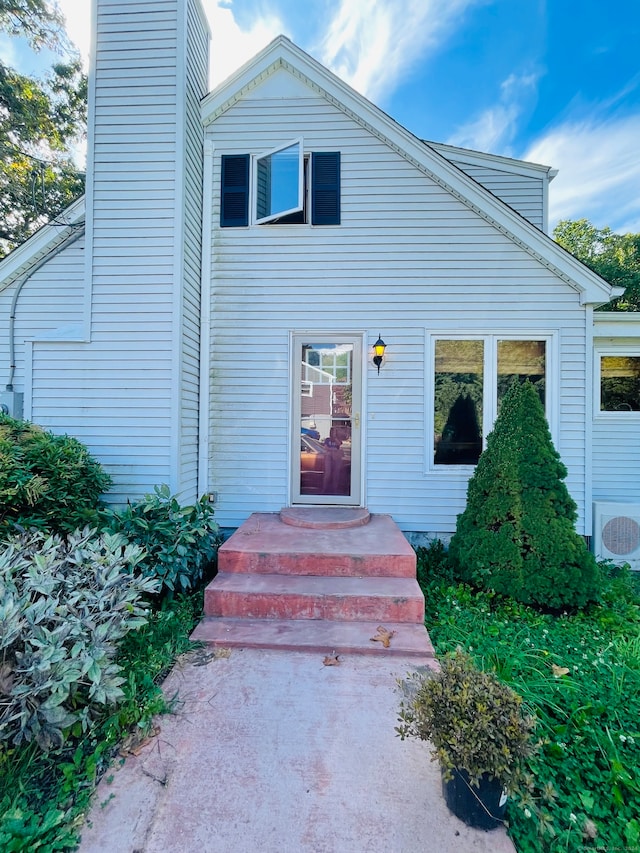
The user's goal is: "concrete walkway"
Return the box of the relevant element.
[78,648,516,853]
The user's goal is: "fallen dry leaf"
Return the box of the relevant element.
[323,653,341,666]
[192,647,231,666]
[119,725,161,757]
[551,664,570,678]
[370,626,396,648]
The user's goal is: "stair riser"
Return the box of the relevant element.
[205,589,424,623]
[218,551,416,577]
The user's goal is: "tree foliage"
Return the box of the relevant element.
[0,0,86,258]
[448,380,601,610]
[554,218,640,311]
[0,0,64,48]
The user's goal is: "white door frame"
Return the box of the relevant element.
[290,332,365,506]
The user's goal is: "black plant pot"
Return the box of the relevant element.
[442,767,507,830]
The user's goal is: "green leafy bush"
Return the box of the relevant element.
[0,414,112,539]
[397,649,537,787]
[101,485,219,598]
[448,381,601,609]
[415,539,456,594]
[0,528,159,751]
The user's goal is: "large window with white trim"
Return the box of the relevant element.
[432,336,548,466]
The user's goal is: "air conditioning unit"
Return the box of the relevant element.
[593,502,640,571]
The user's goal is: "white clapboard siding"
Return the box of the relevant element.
[429,142,550,232]
[592,319,640,505]
[29,343,173,504]
[206,92,588,533]
[593,416,640,504]
[83,0,180,500]
[5,0,209,506]
[446,164,545,231]
[0,237,85,392]
[178,0,208,503]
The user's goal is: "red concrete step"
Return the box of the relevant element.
[192,510,434,656]
[218,512,416,577]
[205,573,425,623]
[191,617,436,658]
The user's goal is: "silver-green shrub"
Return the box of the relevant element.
[0,528,160,751]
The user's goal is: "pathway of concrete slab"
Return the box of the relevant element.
[78,648,516,853]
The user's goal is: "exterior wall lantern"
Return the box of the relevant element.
[373,334,386,374]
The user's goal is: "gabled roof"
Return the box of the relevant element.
[0,196,85,293]
[202,36,616,307]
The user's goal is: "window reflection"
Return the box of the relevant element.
[300,343,352,495]
[433,338,547,466]
[256,142,301,221]
[497,340,545,411]
[434,340,483,465]
[600,356,640,411]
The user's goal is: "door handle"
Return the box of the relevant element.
[353,413,360,428]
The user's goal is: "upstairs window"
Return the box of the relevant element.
[255,140,303,223]
[220,144,340,227]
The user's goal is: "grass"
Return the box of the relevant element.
[417,544,640,852]
[0,592,203,852]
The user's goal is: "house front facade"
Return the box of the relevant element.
[1,0,639,559]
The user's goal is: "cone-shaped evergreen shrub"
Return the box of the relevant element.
[448,380,600,609]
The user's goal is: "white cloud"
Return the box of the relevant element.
[203,0,286,87]
[0,33,19,67]
[57,0,91,67]
[524,113,640,234]
[448,71,539,152]
[316,0,485,103]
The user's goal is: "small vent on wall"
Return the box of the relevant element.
[593,503,640,571]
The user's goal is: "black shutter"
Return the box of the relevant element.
[311,152,340,225]
[221,154,249,226]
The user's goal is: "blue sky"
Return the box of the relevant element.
[3,0,639,233]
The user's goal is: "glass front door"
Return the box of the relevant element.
[292,335,362,505]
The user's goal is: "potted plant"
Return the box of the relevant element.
[397,649,537,830]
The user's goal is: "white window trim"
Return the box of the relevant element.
[252,137,304,225]
[426,331,557,474]
[594,345,640,419]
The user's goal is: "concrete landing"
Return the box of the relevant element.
[280,506,371,528]
[78,649,515,853]
[217,512,416,577]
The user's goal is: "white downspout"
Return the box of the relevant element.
[197,139,214,497]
